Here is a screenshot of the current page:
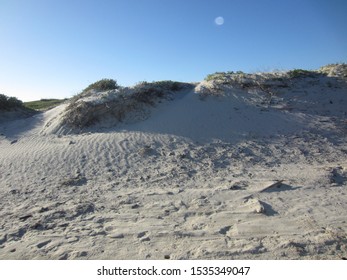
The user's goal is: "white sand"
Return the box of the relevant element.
[1,70,347,259]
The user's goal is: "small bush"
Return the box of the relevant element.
[152,80,185,91]
[288,69,315,79]
[205,71,244,82]
[0,93,24,110]
[69,78,120,105]
[235,70,244,74]
[82,79,119,93]
[133,82,165,105]
[132,80,189,105]
[205,72,228,82]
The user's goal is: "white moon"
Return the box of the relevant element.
[215,16,224,25]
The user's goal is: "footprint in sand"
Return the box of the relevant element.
[137,231,150,242]
[219,225,232,235]
[36,239,51,249]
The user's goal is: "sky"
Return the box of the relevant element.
[0,0,346,101]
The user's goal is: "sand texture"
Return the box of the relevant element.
[1,67,347,259]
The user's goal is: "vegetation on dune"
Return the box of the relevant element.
[205,65,347,82]
[151,80,186,91]
[287,69,316,79]
[69,78,120,104]
[205,71,245,82]
[81,78,119,93]
[63,79,192,130]
[199,64,347,102]
[24,99,67,111]
[0,93,25,111]
[319,63,347,78]
[1,93,66,113]
[201,67,341,94]
[133,80,189,105]
[204,69,319,83]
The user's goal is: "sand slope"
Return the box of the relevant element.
[0,67,347,259]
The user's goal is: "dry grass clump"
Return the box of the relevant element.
[318,63,347,78]
[204,71,288,87]
[198,71,289,99]
[199,63,346,98]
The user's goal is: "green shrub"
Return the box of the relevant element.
[82,79,119,93]
[288,69,315,79]
[205,71,244,82]
[133,82,165,105]
[152,80,184,91]
[69,78,120,104]
[205,72,228,82]
[132,80,189,105]
[0,93,24,110]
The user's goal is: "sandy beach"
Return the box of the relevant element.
[1,65,346,259]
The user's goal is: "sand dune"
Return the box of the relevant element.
[0,65,346,259]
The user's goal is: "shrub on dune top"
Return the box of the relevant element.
[152,80,186,91]
[132,80,187,105]
[69,78,120,104]
[287,69,316,79]
[81,79,119,94]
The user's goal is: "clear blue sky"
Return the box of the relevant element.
[1,0,346,101]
